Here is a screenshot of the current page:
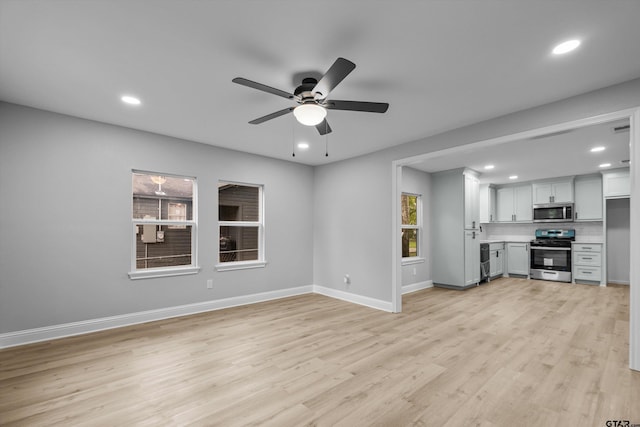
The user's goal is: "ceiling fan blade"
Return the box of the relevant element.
[315,119,332,135]
[248,107,294,124]
[312,58,356,99]
[232,77,294,99]
[325,100,389,113]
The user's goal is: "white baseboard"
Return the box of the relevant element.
[0,284,397,349]
[608,280,630,285]
[0,285,313,349]
[402,280,434,295]
[312,285,393,312]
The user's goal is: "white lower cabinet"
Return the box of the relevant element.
[464,230,481,286]
[507,242,529,277]
[489,242,504,278]
[573,243,603,285]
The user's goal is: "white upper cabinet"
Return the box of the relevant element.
[464,171,480,229]
[532,178,574,204]
[497,185,532,222]
[602,169,630,197]
[479,184,496,223]
[574,175,603,221]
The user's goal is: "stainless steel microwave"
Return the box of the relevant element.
[533,203,574,223]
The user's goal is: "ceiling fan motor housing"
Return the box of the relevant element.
[294,77,321,103]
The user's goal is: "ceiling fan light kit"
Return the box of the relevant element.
[232,57,389,141]
[293,103,327,126]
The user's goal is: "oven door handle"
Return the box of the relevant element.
[531,246,571,251]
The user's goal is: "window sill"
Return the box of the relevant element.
[128,266,200,280]
[215,261,267,272]
[402,257,425,266]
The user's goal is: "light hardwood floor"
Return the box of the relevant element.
[1,278,639,426]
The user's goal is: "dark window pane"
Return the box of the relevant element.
[220,226,259,262]
[402,228,418,258]
[135,224,192,269]
[219,184,259,221]
[133,173,193,220]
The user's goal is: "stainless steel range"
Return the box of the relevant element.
[530,229,575,283]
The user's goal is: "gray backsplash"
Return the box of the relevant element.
[480,221,604,243]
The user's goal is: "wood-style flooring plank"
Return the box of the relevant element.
[1,278,639,426]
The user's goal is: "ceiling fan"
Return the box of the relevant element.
[232,57,389,135]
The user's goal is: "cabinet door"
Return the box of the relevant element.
[514,185,532,221]
[464,174,479,229]
[602,170,630,197]
[551,181,573,203]
[507,243,529,276]
[533,183,552,204]
[496,249,504,275]
[574,176,602,221]
[489,249,498,277]
[496,187,514,222]
[464,231,480,286]
[479,185,495,223]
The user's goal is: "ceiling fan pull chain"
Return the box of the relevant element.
[292,115,296,157]
[325,121,329,157]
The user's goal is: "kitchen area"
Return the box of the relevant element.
[406,118,631,291]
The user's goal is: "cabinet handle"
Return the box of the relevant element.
[582,247,592,250]
[576,212,579,219]
[583,271,592,274]
[582,257,593,260]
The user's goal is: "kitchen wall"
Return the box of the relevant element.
[401,166,431,290]
[606,198,631,285]
[0,102,314,334]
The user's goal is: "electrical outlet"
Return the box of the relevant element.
[343,274,350,285]
[413,267,417,276]
[206,279,213,289]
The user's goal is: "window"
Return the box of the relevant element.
[129,171,198,279]
[217,182,264,270]
[401,193,421,259]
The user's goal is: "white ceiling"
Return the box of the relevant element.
[1,1,640,166]
[408,118,631,185]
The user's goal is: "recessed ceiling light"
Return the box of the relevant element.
[121,95,141,105]
[509,175,518,180]
[552,39,581,55]
[590,146,605,153]
[599,163,611,168]
[297,142,310,150]
[484,165,495,170]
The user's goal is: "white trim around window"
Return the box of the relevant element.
[216,181,265,271]
[401,192,422,260]
[128,170,199,280]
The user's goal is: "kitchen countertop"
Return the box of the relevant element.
[480,239,531,244]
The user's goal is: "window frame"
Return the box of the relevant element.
[215,181,266,272]
[401,192,424,264]
[128,170,200,280]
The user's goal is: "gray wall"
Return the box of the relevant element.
[0,102,314,333]
[312,78,640,304]
[606,198,631,285]
[400,167,431,287]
